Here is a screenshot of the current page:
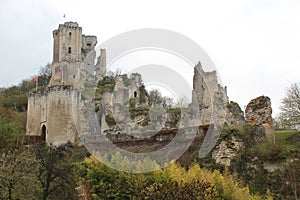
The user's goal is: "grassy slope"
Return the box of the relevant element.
[275,130,300,152]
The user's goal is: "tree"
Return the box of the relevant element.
[38,63,52,87]
[0,149,41,200]
[0,117,23,151]
[280,83,300,130]
[149,89,164,106]
[34,144,76,200]
[149,89,174,108]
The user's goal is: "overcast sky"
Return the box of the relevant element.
[0,0,299,116]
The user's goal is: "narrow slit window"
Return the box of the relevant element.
[68,47,71,54]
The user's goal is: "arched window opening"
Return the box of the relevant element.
[134,91,137,98]
[41,125,46,142]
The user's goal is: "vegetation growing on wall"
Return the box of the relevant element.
[96,76,115,95]
[105,114,116,126]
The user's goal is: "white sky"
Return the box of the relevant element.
[0,0,299,116]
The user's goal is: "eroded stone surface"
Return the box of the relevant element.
[245,96,272,126]
[226,101,245,127]
[212,136,244,166]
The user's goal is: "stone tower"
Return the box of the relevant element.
[49,22,97,87]
[26,22,99,146]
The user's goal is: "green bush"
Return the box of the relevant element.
[96,76,116,96]
[139,85,149,104]
[129,97,136,108]
[120,74,131,87]
[129,106,149,119]
[105,115,116,126]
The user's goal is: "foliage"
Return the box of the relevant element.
[165,108,181,128]
[120,74,131,87]
[138,85,149,104]
[105,114,116,126]
[0,86,28,112]
[230,128,300,199]
[253,140,286,162]
[0,144,83,200]
[38,63,52,87]
[33,143,77,200]
[275,130,300,154]
[0,117,24,152]
[129,97,136,108]
[142,179,216,199]
[0,148,41,200]
[148,89,173,108]
[0,63,52,112]
[96,76,116,98]
[76,156,267,200]
[279,83,300,129]
[129,106,149,120]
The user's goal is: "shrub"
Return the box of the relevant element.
[129,97,136,108]
[105,115,116,126]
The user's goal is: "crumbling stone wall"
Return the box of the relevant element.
[192,62,228,126]
[245,96,272,126]
[212,135,244,166]
[245,96,275,143]
[226,101,245,127]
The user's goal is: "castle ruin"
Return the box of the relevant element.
[26,22,145,145]
[26,22,101,145]
[26,22,234,146]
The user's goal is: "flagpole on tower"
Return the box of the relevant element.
[31,77,38,91]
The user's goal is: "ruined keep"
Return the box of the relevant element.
[26,22,145,145]
[26,22,102,145]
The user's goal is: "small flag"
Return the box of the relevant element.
[63,14,66,18]
[31,77,38,91]
[58,69,63,74]
[31,77,37,82]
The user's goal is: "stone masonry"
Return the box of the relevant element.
[26,22,104,145]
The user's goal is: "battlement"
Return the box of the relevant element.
[28,85,75,97]
[61,21,80,29]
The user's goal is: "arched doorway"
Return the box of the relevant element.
[41,125,46,142]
